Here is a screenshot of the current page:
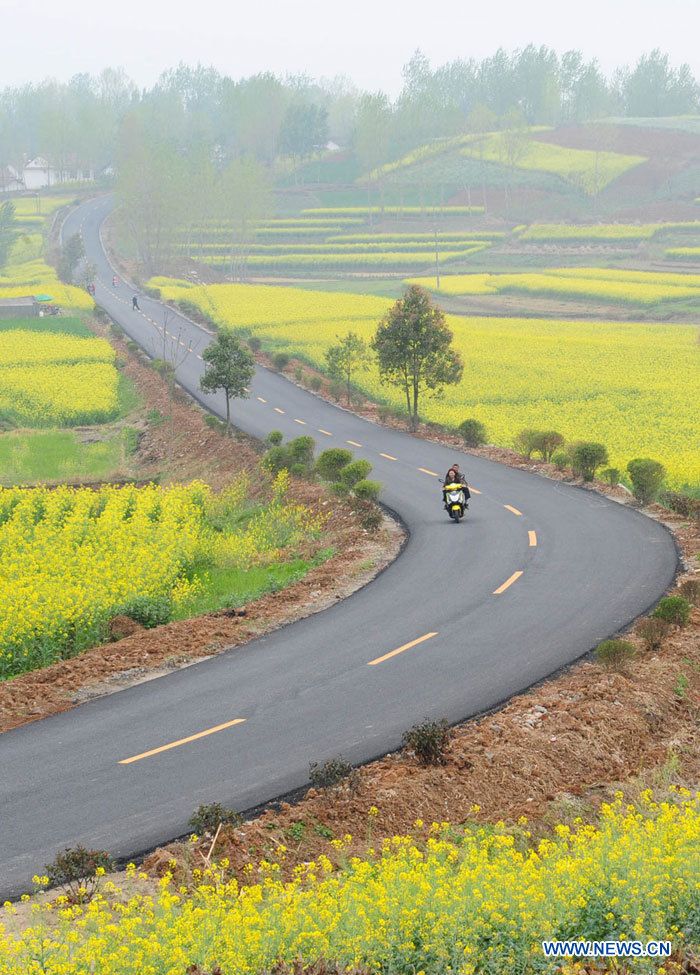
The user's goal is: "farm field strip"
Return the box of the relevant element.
[302,205,485,216]
[200,248,486,269]
[518,221,700,242]
[407,268,700,304]
[360,131,645,193]
[152,279,699,490]
[0,256,94,310]
[182,240,492,254]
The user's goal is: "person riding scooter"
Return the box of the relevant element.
[442,463,470,520]
[443,464,470,499]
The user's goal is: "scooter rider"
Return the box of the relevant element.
[443,463,470,508]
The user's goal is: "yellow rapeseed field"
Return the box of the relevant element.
[153,280,699,490]
[0,257,93,311]
[1,792,697,973]
[407,268,700,304]
[0,329,118,426]
[0,474,319,678]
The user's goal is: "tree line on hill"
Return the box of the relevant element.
[1,48,698,183]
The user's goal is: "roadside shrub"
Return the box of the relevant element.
[636,616,671,652]
[272,352,290,371]
[309,756,353,789]
[660,491,700,519]
[601,467,620,487]
[294,366,303,382]
[290,463,308,477]
[266,430,283,446]
[551,448,569,471]
[653,595,692,627]
[143,285,161,299]
[288,435,315,468]
[354,479,381,501]
[189,802,242,835]
[458,418,487,447]
[678,578,700,605]
[532,430,565,462]
[594,638,636,671]
[330,481,350,496]
[248,336,262,352]
[402,718,451,766]
[627,458,666,504]
[118,594,172,629]
[45,845,114,903]
[340,459,373,488]
[309,375,323,391]
[514,428,539,458]
[316,448,353,482]
[263,445,290,475]
[204,413,225,431]
[571,441,608,481]
[94,304,111,324]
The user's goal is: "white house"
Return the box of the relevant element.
[22,157,94,190]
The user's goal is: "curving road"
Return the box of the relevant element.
[0,197,678,897]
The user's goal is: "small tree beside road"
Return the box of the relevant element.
[325,331,371,405]
[372,286,463,430]
[200,332,255,431]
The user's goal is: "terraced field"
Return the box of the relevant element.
[152,279,700,491]
[407,267,700,306]
[179,208,493,275]
[362,132,646,195]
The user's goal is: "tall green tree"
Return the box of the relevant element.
[200,332,255,430]
[372,285,463,430]
[325,331,372,404]
[218,157,272,280]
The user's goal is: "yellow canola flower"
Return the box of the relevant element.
[150,280,700,490]
[0,477,321,678]
[0,794,697,974]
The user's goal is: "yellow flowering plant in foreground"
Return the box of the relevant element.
[152,280,700,490]
[1,793,697,974]
[0,474,320,678]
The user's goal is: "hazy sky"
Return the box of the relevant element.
[2,0,699,93]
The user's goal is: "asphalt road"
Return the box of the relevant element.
[0,197,678,897]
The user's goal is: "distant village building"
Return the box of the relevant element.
[23,157,94,190]
[0,297,39,319]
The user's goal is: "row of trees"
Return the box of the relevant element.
[1,48,698,182]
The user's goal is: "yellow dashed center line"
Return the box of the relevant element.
[119,718,246,765]
[368,632,438,666]
[470,486,482,494]
[380,452,397,461]
[346,440,362,448]
[493,571,523,595]
[418,467,438,477]
[257,396,267,403]
[318,429,332,436]
[504,504,522,516]
[273,407,285,414]
[293,418,307,425]
[529,530,537,547]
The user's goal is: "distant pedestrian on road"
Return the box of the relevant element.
[112,275,118,287]
[132,295,140,311]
